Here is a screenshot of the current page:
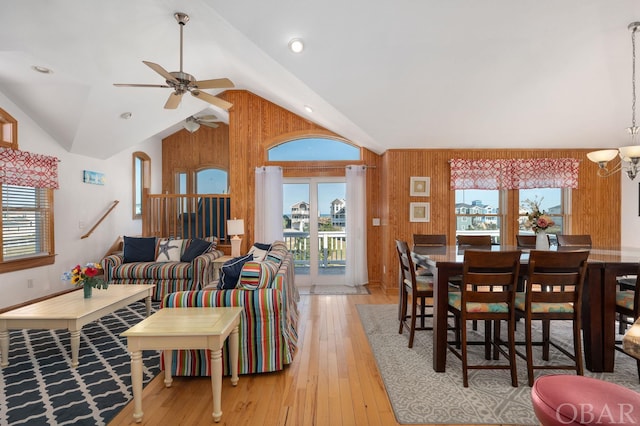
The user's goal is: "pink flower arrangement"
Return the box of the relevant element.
[523,198,555,233]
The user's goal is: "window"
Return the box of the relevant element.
[518,187,564,242]
[196,168,228,194]
[268,137,360,161]
[1,184,55,272]
[132,152,150,219]
[454,189,502,244]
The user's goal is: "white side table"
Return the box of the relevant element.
[121,306,242,423]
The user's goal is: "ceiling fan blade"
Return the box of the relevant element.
[191,90,233,110]
[143,61,179,84]
[113,83,171,88]
[194,78,235,89]
[196,114,218,122]
[164,92,183,109]
[200,121,219,129]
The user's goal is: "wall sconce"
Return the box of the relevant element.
[227,218,245,257]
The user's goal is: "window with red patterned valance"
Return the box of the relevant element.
[450,158,579,190]
[0,147,59,189]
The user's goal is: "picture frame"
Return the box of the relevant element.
[83,170,105,185]
[410,176,430,196]
[410,202,430,222]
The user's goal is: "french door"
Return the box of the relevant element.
[283,177,346,285]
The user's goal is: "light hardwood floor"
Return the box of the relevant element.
[109,287,509,426]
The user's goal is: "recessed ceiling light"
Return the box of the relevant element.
[288,38,304,53]
[304,105,313,113]
[31,65,53,74]
[120,112,132,119]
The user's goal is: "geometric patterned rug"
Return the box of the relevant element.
[357,304,640,425]
[0,301,160,426]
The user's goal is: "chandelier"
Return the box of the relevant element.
[587,22,640,180]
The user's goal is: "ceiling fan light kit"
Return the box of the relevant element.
[588,21,640,180]
[114,12,234,111]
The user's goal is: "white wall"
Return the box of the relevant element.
[0,92,162,309]
[621,172,640,249]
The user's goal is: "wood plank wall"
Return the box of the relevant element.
[380,149,620,293]
[161,123,230,194]
[161,90,620,294]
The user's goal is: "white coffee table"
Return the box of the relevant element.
[0,284,154,368]
[121,307,242,423]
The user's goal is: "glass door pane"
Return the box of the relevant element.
[283,179,346,285]
[283,183,311,282]
[317,182,346,283]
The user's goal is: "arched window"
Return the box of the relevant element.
[196,168,228,194]
[268,137,360,161]
[132,152,151,219]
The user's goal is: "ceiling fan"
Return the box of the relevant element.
[184,114,220,132]
[114,12,234,110]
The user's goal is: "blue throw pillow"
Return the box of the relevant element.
[180,238,212,262]
[123,236,157,263]
[218,254,254,289]
[253,242,272,251]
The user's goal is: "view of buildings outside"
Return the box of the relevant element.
[454,188,563,244]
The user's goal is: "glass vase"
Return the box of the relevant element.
[535,230,549,250]
[83,285,93,299]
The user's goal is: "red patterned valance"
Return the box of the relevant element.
[0,147,59,189]
[450,158,579,190]
[450,159,511,190]
[509,158,579,189]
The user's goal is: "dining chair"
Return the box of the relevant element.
[556,234,592,249]
[516,234,551,249]
[514,249,589,386]
[615,265,640,380]
[456,235,492,250]
[454,235,493,330]
[396,239,434,348]
[447,249,521,387]
[412,234,447,275]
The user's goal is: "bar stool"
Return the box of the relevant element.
[531,375,640,425]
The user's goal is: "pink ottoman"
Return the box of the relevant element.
[531,375,640,425]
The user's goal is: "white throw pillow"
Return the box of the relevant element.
[248,245,269,261]
[155,239,184,262]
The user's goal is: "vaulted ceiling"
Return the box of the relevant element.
[1,1,639,158]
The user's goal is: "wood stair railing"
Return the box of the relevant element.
[81,200,119,239]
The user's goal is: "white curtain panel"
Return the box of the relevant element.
[345,165,368,286]
[254,166,284,244]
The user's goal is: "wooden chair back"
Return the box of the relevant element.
[413,234,447,255]
[516,234,550,249]
[460,250,521,309]
[557,234,592,249]
[396,239,418,290]
[526,250,589,308]
[457,235,492,251]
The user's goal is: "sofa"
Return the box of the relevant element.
[160,241,299,376]
[101,236,223,301]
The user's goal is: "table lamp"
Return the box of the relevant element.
[227,218,245,257]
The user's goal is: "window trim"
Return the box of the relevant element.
[132,152,151,219]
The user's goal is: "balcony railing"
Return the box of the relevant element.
[284,231,346,273]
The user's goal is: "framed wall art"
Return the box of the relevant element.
[410,202,430,222]
[410,176,430,196]
[83,170,105,185]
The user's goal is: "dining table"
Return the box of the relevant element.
[421,245,640,373]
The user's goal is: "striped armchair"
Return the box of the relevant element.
[160,250,299,376]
